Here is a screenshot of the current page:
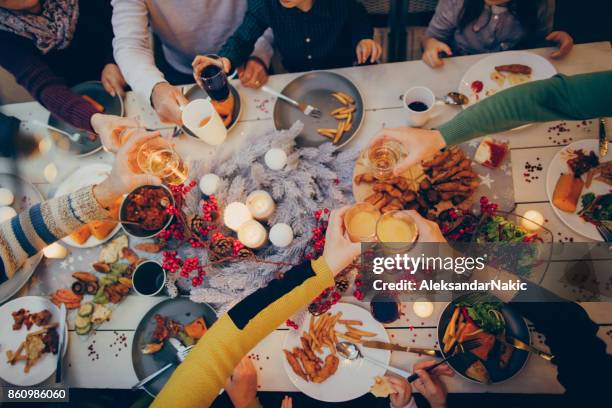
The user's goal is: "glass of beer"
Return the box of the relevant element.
[364,140,405,180]
[344,202,381,242]
[136,138,189,186]
[376,210,419,252]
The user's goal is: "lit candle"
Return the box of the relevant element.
[237,220,268,249]
[223,202,252,231]
[199,173,221,196]
[264,148,287,170]
[412,300,434,319]
[246,190,275,220]
[520,210,544,232]
[269,223,294,247]
[43,242,68,259]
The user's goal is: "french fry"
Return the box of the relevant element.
[333,121,345,144]
[336,331,362,343]
[337,91,355,104]
[333,113,350,120]
[442,307,460,345]
[347,327,377,338]
[331,107,346,116]
[331,92,350,106]
[339,320,363,326]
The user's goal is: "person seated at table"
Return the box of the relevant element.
[192,0,383,86]
[0,131,161,283]
[111,0,274,126]
[0,0,130,134]
[369,70,612,175]
[422,0,574,68]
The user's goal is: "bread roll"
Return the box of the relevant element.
[552,173,584,213]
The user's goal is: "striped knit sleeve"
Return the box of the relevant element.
[0,186,109,281]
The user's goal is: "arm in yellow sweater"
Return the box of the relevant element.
[151,257,334,408]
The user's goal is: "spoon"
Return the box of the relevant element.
[336,341,411,378]
[442,92,469,106]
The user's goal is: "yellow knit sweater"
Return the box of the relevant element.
[151,257,334,408]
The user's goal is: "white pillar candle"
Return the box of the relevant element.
[412,300,434,319]
[269,223,294,247]
[43,242,68,259]
[520,210,544,232]
[264,148,287,170]
[237,220,268,249]
[246,190,275,220]
[199,173,221,196]
[223,202,252,231]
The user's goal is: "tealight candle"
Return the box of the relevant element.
[43,163,58,183]
[199,173,221,196]
[223,202,252,231]
[43,242,68,259]
[246,190,275,220]
[520,210,544,232]
[237,220,268,249]
[412,300,434,319]
[264,148,287,170]
[269,223,294,247]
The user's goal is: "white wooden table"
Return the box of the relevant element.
[1,42,611,395]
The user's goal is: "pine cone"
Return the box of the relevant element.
[209,236,232,260]
[190,216,206,232]
[334,279,349,293]
[236,247,253,259]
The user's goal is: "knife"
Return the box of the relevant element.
[362,340,442,357]
[497,335,554,361]
[132,339,193,390]
[599,118,608,157]
[55,303,67,383]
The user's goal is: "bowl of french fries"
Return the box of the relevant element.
[282,303,390,402]
[273,71,364,149]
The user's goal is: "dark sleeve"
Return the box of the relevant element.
[219,0,270,70]
[0,31,98,131]
[347,0,374,47]
[511,286,611,404]
[0,258,7,284]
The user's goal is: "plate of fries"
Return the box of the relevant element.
[282,303,390,402]
[273,71,364,149]
[0,296,68,386]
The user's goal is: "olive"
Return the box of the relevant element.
[71,281,85,295]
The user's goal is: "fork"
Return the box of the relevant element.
[596,223,612,243]
[261,85,322,118]
[406,338,481,382]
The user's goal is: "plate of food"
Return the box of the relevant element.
[458,51,557,108]
[180,83,242,134]
[282,303,390,402]
[54,163,122,248]
[353,146,480,217]
[0,173,44,304]
[438,293,529,384]
[0,296,68,386]
[274,71,364,148]
[119,185,175,239]
[546,139,611,241]
[132,298,217,397]
[48,81,124,157]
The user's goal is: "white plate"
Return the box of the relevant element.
[0,296,68,386]
[282,303,390,402]
[545,139,610,241]
[54,163,120,248]
[459,51,557,108]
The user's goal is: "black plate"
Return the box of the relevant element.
[437,293,530,384]
[48,81,123,156]
[273,71,364,149]
[131,298,217,397]
[180,84,242,136]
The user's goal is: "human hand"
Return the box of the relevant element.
[356,39,383,64]
[386,375,413,408]
[422,37,452,68]
[412,360,454,408]
[368,127,447,175]
[192,55,232,89]
[404,210,447,242]
[546,31,574,59]
[93,131,162,208]
[322,206,362,276]
[101,63,127,98]
[151,82,189,126]
[90,113,142,153]
[225,357,258,408]
[280,395,293,408]
[238,58,269,88]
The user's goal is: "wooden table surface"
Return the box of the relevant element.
[0,42,610,394]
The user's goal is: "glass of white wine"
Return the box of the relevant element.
[136,138,189,185]
[364,140,405,180]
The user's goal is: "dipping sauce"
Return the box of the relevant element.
[471,80,484,93]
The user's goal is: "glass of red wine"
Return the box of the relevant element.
[370,292,401,324]
[200,54,230,102]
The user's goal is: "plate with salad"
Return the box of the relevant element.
[437,293,529,384]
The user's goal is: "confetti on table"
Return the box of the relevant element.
[523,158,543,183]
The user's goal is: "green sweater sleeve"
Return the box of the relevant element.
[439,70,612,145]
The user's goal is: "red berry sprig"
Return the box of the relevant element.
[304,208,330,261]
[285,319,299,330]
[480,196,498,216]
[201,195,219,223]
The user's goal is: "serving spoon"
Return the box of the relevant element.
[336,341,411,378]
